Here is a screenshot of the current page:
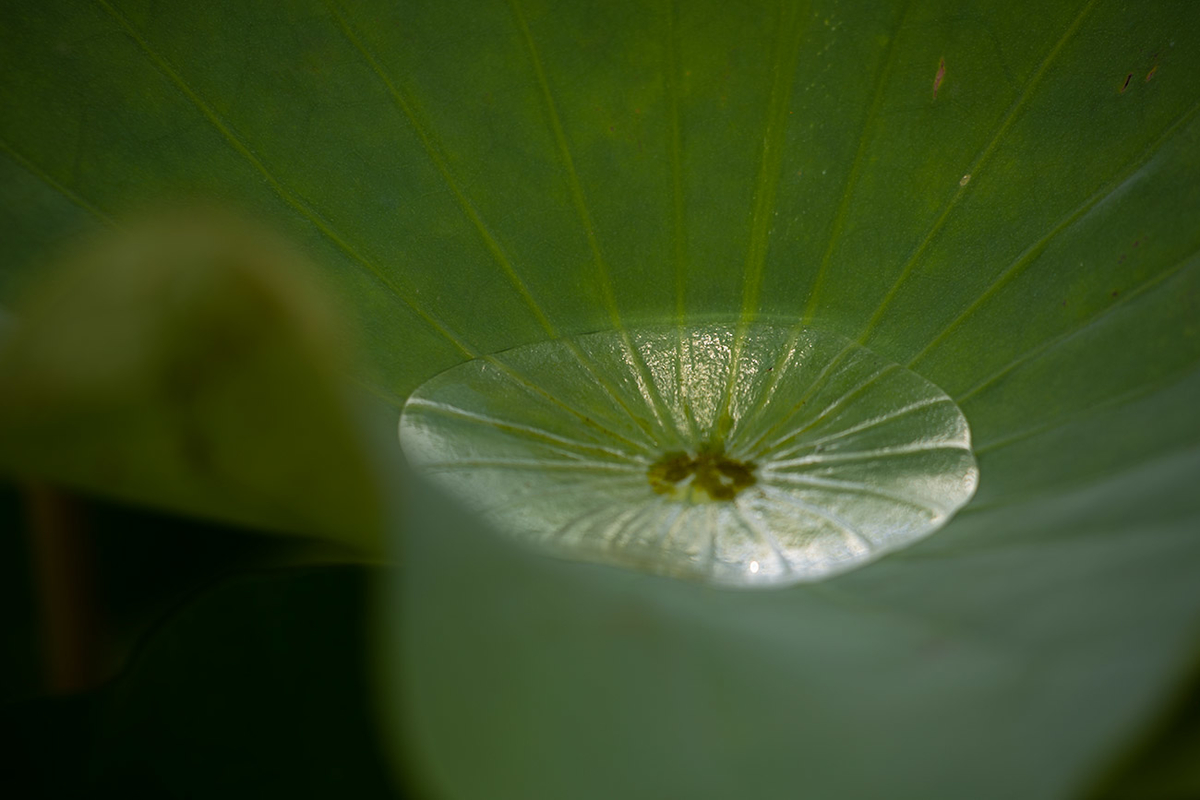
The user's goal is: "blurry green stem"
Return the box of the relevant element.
[24,483,103,694]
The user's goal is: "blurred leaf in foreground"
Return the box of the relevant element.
[0,210,381,551]
[1091,662,1200,799]
[386,439,1200,800]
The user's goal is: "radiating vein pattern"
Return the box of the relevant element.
[400,323,978,587]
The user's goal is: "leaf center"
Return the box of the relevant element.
[648,444,756,502]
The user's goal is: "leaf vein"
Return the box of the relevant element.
[909,95,1200,368]
[857,0,1101,344]
[93,0,476,357]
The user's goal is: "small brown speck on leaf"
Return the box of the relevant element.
[933,57,946,99]
[1120,73,1133,93]
[1146,65,1158,82]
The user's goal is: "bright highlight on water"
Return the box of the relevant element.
[399,323,978,588]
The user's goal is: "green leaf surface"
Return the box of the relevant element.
[2,0,1200,798]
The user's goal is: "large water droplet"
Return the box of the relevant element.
[399,323,978,588]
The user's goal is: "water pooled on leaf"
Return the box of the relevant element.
[399,323,978,587]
